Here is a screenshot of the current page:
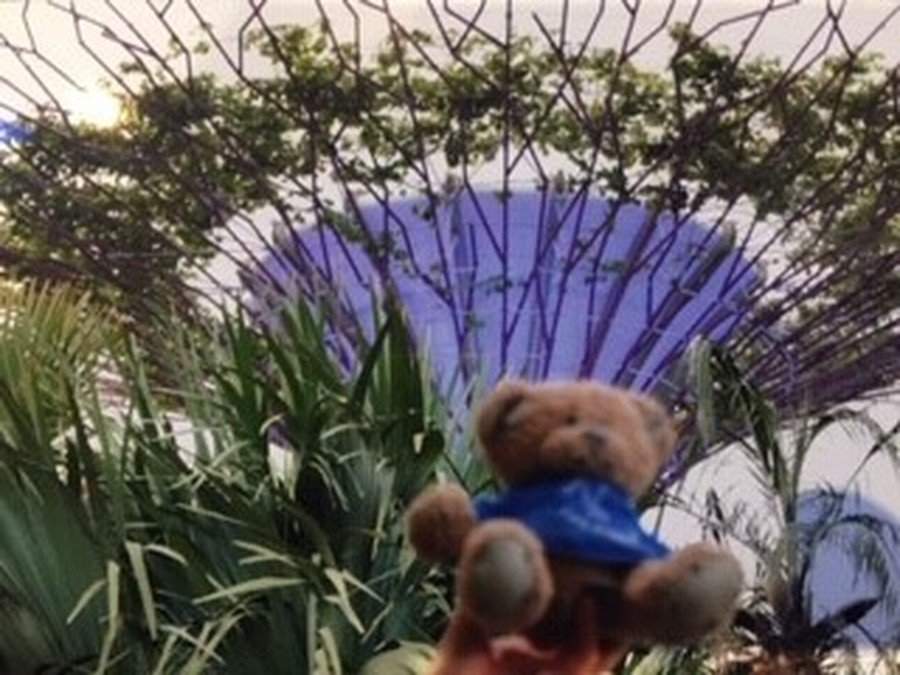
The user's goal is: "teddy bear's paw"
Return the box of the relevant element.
[457,519,554,636]
[406,484,477,564]
[622,543,743,644]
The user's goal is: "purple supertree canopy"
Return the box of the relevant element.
[248,186,758,402]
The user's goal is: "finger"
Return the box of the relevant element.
[490,634,557,661]
[591,643,631,674]
[560,600,629,674]
[432,651,497,675]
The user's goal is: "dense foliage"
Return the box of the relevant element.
[0,286,894,673]
[692,348,900,670]
[1,16,898,325]
[0,287,460,673]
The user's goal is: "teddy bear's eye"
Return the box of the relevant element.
[565,414,579,426]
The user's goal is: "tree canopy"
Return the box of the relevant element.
[0,2,897,407]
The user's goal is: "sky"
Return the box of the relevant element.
[0,0,898,642]
[1,1,898,110]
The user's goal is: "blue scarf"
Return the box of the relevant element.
[473,477,670,565]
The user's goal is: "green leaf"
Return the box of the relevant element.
[323,568,365,634]
[194,576,303,604]
[687,337,715,444]
[125,541,158,639]
[66,578,107,626]
[95,560,122,675]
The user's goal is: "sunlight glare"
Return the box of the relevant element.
[64,89,122,127]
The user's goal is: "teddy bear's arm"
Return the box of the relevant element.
[406,484,477,564]
[619,543,743,644]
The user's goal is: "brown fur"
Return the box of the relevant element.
[406,483,477,564]
[476,380,676,496]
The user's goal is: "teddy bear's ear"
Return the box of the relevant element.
[630,393,678,462]
[476,379,532,443]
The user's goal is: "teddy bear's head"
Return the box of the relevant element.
[475,380,677,498]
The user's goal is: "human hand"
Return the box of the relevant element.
[432,599,627,675]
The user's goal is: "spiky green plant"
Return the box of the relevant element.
[0,282,120,672]
[687,347,900,673]
[0,281,120,439]
[0,295,455,673]
[620,645,714,675]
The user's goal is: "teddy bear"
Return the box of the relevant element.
[406,379,743,673]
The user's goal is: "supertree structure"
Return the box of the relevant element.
[251,185,759,407]
[0,1,897,415]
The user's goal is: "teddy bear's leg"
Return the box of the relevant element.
[456,519,554,636]
[406,484,477,564]
[619,543,743,644]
